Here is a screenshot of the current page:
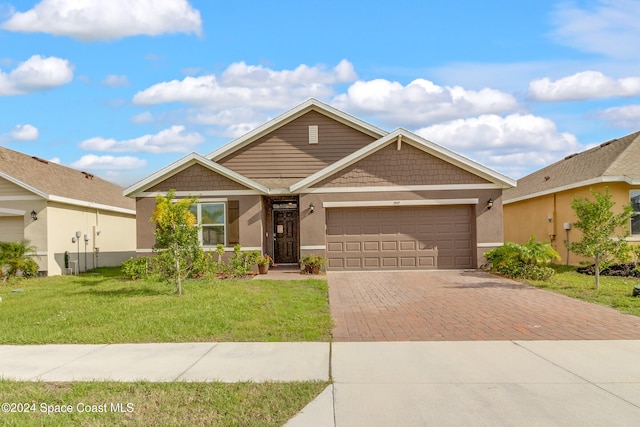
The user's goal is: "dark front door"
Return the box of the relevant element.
[274,209,298,264]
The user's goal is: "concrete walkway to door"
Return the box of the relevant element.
[329,270,640,341]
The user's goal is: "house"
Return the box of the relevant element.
[0,146,136,275]
[124,99,515,270]
[503,131,640,265]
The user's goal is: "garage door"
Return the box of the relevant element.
[0,216,24,242]
[326,205,473,270]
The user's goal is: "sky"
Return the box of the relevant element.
[1,0,640,188]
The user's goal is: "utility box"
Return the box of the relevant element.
[563,222,571,230]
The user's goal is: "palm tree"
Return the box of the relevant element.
[0,239,39,279]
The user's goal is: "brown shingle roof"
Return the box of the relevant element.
[0,146,135,211]
[504,131,640,202]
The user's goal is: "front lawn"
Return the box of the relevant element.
[523,265,640,317]
[0,268,333,344]
[0,380,329,426]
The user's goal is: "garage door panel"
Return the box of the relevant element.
[419,257,435,267]
[382,258,398,267]
[381,241,397,251]
[380,224,397,234]
[400,257,416,267]
[364,258,380,267]
[363,241,379,251]
[345,242,361,252]
[326,206,473,270]
[399,240,416,250]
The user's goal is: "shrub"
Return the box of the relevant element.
[121,257,150,280]
[228,245,259,277]
[0,239,39,279]
[485,237,560,281]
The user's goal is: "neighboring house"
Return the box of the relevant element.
[124,99,515,270]
[0,146,136,275]
[503,131,640,265]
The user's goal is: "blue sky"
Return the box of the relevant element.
[1,0,640,187]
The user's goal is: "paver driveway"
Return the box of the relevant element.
[328,270,640,341]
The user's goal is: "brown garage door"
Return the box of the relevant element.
[325,205,473,270]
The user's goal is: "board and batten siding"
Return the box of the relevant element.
[217,111,377,178]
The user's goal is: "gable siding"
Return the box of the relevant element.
[217,111,377,178]
[147,164,248,192]
[0,177,36,197]
[312,143,490,188]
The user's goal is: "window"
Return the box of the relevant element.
[631,190,640,235]
[190,203,226,246]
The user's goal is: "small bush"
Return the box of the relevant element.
[121,257,150,280]
[485,237,560,280]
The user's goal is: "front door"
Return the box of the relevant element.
[273,209,298,264]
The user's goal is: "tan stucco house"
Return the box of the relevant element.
[0,146,136,275]
[504,131,640,265]
[125,99,515,270]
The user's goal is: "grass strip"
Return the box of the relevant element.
[0,380,329,426]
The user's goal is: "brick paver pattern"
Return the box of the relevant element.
[329,270,640,341]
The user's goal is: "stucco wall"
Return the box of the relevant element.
[46,202,136,275]
[504,182,640,265]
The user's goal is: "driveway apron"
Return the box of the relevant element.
[328,270,640,341]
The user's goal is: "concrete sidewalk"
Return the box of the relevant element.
[287,340,640,427]
[0,342,329,382]
[2,341,640,426]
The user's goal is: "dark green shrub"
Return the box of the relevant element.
[485,236,560,280]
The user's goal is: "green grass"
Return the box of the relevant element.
[522,264,640,316]
[0,267,333,344]
[0,380,329,426]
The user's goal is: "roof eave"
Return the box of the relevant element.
[503,175,638,205]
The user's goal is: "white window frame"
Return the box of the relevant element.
[191,201,227,247]
[631,190,640,236]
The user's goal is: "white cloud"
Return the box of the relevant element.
[131,112,154,124]
[550,0,640,58]
[529,71,640,101]
[79,125,204,154]
[1,0,202,41]
[10,124,38,141]
[416,114,580,178]
[102,74,130,87]
[49,157,61,164]
[132,60,357,109]
[71,155,146,170]
[0,55,73,95]
[597,104,640,128]
[333,78,518,127]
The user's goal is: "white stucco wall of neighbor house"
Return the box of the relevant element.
[46,202,136,275]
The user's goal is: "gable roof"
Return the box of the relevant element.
[504,131,640,204]
[207,98,388,162]
[0,146,135,214]
[290,128,516,192]
[123,152,269,197]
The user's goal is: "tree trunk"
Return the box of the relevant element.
[595,254,600,291]
[174,248,182,296]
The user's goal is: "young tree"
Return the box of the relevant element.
[150,189,201,295]
[568,188,634,290]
